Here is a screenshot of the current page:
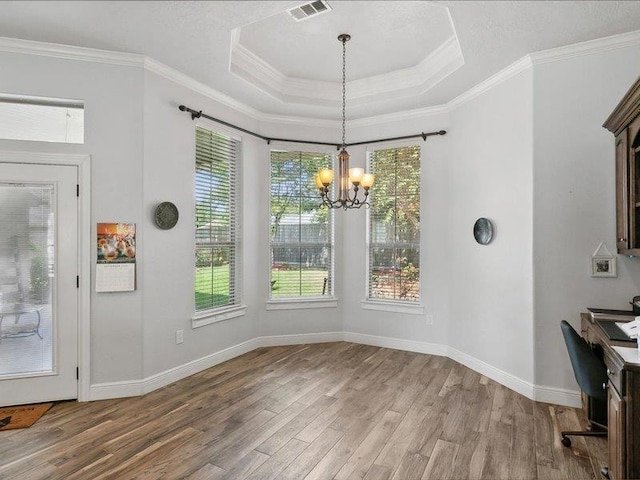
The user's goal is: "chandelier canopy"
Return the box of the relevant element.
[315,34,375,209]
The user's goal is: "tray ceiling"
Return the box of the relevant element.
[0,1,639,120]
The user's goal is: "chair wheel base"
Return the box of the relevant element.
[561,436,572,447]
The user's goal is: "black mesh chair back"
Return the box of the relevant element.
[560,320,608,400]
[559,320,608,449]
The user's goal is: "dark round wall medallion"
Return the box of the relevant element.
[154,202,179,230]
[473,218,494,245]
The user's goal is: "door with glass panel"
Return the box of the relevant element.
[0,162,77,406]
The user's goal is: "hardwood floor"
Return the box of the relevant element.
[0,342,608,479]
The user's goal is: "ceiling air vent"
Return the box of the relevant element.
[287,0,332,22]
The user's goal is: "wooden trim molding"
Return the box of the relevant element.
[603,74,640,135]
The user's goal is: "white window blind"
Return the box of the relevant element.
[270,150,333,299]
[367,145,421,302]
[195,127,241,312]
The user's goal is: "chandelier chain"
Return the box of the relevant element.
[342,36,346,147]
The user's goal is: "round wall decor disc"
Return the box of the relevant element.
[155,202,179,230]
[473,217,493,245]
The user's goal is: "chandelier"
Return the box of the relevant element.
[315,34,374,209]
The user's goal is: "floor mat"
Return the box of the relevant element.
[0,402,53,431]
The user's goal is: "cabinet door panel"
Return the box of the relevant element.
[616,131,629,252]
[608,385,625,480]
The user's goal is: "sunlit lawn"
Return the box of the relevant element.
[195,265,329,308]
[270,268,329,297]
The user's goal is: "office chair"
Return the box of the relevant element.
[559,320,608,447]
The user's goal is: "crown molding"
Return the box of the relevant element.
[447,56,533,112]
[0,36,143,67]
[349,104,449,129]
[143,57,263,120]
[530,29,640,66]
[2,29,640,130]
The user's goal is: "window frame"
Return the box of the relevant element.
[266,147,337,311]
[363,142,424,315]
[192,122,246,328]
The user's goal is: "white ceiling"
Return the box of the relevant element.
[1,1,640,120]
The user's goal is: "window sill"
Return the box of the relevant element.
[361,299,424,315]
[266,297,338,311]
[191,304,247,328]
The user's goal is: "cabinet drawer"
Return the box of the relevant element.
[581,317,593,343]
[604,352,624,395]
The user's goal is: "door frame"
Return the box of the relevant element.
[0,151,91,401]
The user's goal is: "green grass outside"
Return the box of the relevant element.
[195,265,328,309]
[270,268,329,297]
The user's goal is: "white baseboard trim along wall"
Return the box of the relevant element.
[89,331,581,408]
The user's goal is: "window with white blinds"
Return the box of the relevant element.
[367,145,421,302]
[270,150,333,299]
[195,127,241,313]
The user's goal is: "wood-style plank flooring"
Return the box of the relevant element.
[0,342,608,479]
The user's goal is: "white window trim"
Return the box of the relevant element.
[192,304,247,328]
[364,143,422,306]
[266,296,338,311]
[361,299,424,315]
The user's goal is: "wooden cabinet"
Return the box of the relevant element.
[608,384,625,480]
[604,76,640,255]
[580,313,640,480]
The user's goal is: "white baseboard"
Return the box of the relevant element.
[89,333,341,401]
[257,331,344,347]
[343,332,579,407]
[533,384,581,408]
[89,331,580,408]
[89,379,144,401]
[89,338,259,401]
[447,346,535,400]
[343,331,448,357]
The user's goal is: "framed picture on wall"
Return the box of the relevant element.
[591,256,616,277]
[591,242,616,278]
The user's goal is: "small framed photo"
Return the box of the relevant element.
[591,256,616,277]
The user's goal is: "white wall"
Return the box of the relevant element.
[3,35,640,406]
[341,113,451,348]
[141,71,266,377]
[449,70,535,384]
[0,51,145,385]
[532,45,640,391]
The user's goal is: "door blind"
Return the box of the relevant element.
[195,127,241,312]
[270,150,333,298]
[367,145,421,302]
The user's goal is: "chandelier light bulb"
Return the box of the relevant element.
[361,173,375,189]
[318,168,334,186]
[349,168,364,185]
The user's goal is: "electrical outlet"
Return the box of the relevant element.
[425,314,433,326]
[176,329,184,344]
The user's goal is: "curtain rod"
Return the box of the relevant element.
[178,105,446,149]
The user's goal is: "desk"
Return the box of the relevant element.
[0,303,42,342]
[581,312,640,480]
